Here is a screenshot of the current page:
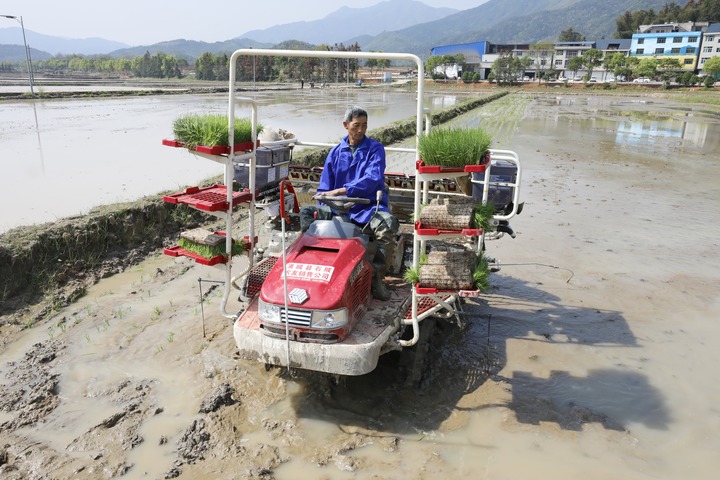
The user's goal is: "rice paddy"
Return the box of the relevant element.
[446,93,532,148]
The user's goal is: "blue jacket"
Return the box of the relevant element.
[318,135,389,224]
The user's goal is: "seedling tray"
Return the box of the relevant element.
[162,139,259,155]
[414,221,481,236]
[163,184,252,212]
[415,160,488,174]
[164,231,230,265]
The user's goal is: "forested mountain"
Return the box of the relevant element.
[2,0,718,63]
[363,0,674,54]
[107,38,272,61]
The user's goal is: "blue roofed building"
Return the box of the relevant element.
[430,41,489,78]
[631,23,705,71]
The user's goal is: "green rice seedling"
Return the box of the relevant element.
[418,127,492,167]
[402,253,428,284]
[473,253,491,292]
[472,202,496,231]
[403,267,421,285]
[172,114,264,148]
[178,237,249,260]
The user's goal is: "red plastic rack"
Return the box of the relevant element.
[414,221,481,237]
[164,245,228,266]
[162,184,253,212]
[403,293,453,319]
[415,160,488,174]
[162,139,259,155]
[414,285,483,298]
[164,231,230,265]
[163,232,257,266]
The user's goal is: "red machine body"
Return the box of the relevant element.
[258,234,372,343]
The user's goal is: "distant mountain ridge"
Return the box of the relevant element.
[0,27,128,56]
[0,0,679,62]
[237,0,458,45]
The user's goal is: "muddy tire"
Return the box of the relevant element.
[399,317,436,387]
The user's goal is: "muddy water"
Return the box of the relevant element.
[2,92,720,479]
[0,89,459,234]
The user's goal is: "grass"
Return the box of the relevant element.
[418,127,492,167]
[473,253,491,292]
[178,236,248,260]
[172,113,264,148]
[472,202,496,231]
[450,93,532,148]
[404,251,491,291]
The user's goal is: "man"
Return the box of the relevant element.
[300,106,399,300]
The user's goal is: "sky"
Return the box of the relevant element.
[1,0,489,46]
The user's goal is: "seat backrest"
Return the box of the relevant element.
[305,218,369,247]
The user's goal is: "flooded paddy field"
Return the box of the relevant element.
[1,89,719,479]
[0,87,462,234]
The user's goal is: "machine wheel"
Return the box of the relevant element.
[400,317,436,388]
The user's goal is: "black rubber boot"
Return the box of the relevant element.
[371,264,391,301]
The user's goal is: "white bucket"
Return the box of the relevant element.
[262,193,295,217]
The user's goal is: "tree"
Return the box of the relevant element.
[703,56,720,78]
[603,52,625,81]
[567,55,584,78]
[657,57,682,72]
[491,54,527,85]
[582,49,603,80]
[425,53,464,79]
[530,42,555,83]
[365,58,378,76]
[618,56,640,81]
[634,57,658,80]
[558,28,585,42]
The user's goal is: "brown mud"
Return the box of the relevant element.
[1,87,719,479]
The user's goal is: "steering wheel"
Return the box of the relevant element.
[313,194,370,214]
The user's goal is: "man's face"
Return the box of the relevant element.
[343,116,368,145]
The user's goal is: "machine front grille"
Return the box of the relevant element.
[279,307,311,327]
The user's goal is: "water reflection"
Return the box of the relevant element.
[615,118,709,150]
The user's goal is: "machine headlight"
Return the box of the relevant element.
[258,299,282,323]
[310,308,348,329]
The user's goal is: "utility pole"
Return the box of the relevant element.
[1,14,35,96]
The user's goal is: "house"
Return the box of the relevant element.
[430,42,532,80]
[698,23,720,76]
[430,41,488,78]
[428,21,715,82]
[553,41,594,71]
[631,22,706,71]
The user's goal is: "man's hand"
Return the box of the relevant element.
[315,187,347,199]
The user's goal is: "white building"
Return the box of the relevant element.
[698,23,720,75]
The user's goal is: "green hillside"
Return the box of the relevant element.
[364,0,673,54]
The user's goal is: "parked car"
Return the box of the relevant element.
[633,77,651,83]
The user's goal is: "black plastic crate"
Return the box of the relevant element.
[471,160,517,212]
[234,145,292,190]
